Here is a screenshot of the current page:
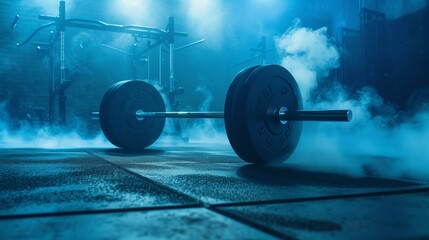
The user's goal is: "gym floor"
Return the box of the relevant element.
[1,144,428,239]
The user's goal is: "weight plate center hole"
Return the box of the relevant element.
[265,96,289,135]
[135,109,145,121]
[277,106,288,125]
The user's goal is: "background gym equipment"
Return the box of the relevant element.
[15,0,195,130]
[97,64,352,164]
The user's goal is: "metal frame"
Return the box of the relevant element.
[17,0,188,125]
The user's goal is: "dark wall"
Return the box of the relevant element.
[384,6,429,109]
[336,2,428,110]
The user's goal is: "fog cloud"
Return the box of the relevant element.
[276,22,429,181]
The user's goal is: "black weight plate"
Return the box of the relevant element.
[229,65,303,164]
[99,80,166,150]
[99,81,126,148]
[224,66,259,162]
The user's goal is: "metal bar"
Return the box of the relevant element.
[67,19,166,34]
[138,112,224,119]
[158,44,162,86]
[140,110,352,121]
[92,111,223,119]
[175,39,205,52]
[168,17,175,94]
[16,22,55,46]
[18,13,188,46]
[101,44,133,56]
[11,15,19,30]
[93,109,352,122]
[48,31,55,124]
[58,0,66,125]
[66,22,161,40]
[66,19,187,38]
[279,110,352,122]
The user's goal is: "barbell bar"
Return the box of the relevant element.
[93,109,351,122]
[98,64,352,164]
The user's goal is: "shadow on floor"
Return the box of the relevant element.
[102,148,165,157]
[236,164,421,188]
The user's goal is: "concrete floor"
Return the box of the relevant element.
[1,144,428,239]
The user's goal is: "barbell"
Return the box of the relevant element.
[98,64,352,164]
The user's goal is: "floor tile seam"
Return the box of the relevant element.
[209,186,429,208]
[0,203,202,220]
[85,151,202,205]
[1,200,282,240]
[203,187,429,239]
[208,207,287,239]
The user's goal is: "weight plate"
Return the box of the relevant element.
[224,65,259,162]
[99,81,126,148]
[99,80,166,150]
[227,65,303,164]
